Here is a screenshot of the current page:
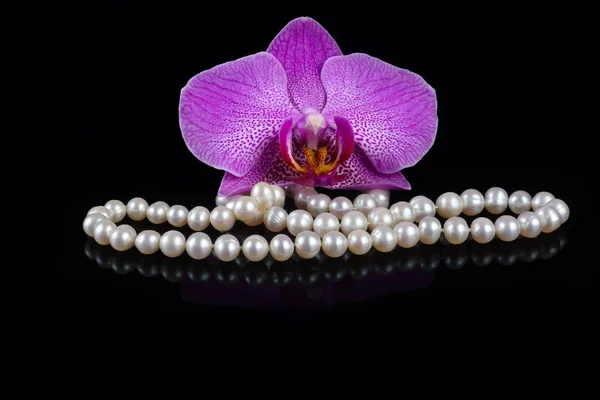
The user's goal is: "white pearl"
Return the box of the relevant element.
[322,231,348,258]
[517,211,542,238]
[263,206,288,232]
[508,190,532,214]
[367,207,394,230]
[313,213,340,238]
[287,210,313,236]
[443,217,469,245]
[294,187,317,209]
[536,205,562,233]
[371,225,397,253]
[389,201,415,224]
[160,230,186,258]
[495,215,520,242]
[341,210,369,236]
[127,197,148,221]
[307,194,331,217]
[105,200,126,223]
[272,185,286,207]
[87,206,112,219]
[242,235,269,262]
[187,206,211,231]
[470,217,495,244]
[186,232,213,260]
[215,195,229,207]
[269,234,294,262]
[135,230,161,255]
[233,196,259,222]
[83,213,107,237]
[419,216,441,245]
[210,206,235,232]
[366,189,390,208]
[223,195,242,210]
[531,191,555,211]
[546,199,569,223]
[329,196,353,219]
[250,182,275,209]
[214,234,240,262]
[295,231,321,259]
[436,192,463,218]
[147,201,169,224]
[109,224,137,251]
[460,189,485,216]
[410,196,436,222]
[393,222,419,248]
[484,187,508,214]
[244,208,265,227]
[167,205,189,228]
[354,194,378,215]
[93,219,117,245]
[347,230,373,255]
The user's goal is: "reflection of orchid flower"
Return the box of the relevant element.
[179,17,438,196]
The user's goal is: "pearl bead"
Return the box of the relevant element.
[214,234,240,262]
[87,206,112,219]
[159,230,186,258]
[341,210,369,236]
[294,187,316,209]
[313,213,340,238]
[536,205,562,233]
[126,197,148,221]
[287,210,313,236]
[307,194,331,217]
[366,189,390,208]
[223,195,242,210]
[367,207,394,230]
[210,206,235,232]
[547,199,569,223]
[109,224,137,251]
[147,201,169,224]
[322,231,348,258]
[244,208,264,227]
[93,219,116,245]
[263,206,288,232]
[347,230,373,255]
[105,200,126,223]
[389,201,415,224]
[436,192,463,218]
[250,182,275,209]
[135,230,161,255]
[215,195,229,207]
[484,187,508,214]
[517,211,542,238]
[295,231,321,259]
[269,234,294,262]
[419,216,441,245]
[242,235,269,262]
[443,217,469,245]
[329,196,353,219]
[186,232,212,260]
[187,206,211,231]
[508,190,532,214]
[233,196,259,222]
[167,205,189,228]
[83,213,107,237]
[470,217,495,244]
[272,185,286,207]
[393,222,419,248]
[531,191,555,211]
[460,189,485,216]
[354,194,378,215]
[371,225,396,253]
[410,196,436,222]
[495,215,520,242]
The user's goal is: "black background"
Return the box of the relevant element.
[50,3,596,363]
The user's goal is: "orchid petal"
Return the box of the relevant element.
[179,52,295,177]
[322,54,438,174]
[267,17,342,113]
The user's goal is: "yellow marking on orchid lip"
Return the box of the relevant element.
[303,146,338,176]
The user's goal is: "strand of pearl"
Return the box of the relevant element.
[83,184,570,263]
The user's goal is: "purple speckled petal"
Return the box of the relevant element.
[179,52,295,177]
[267,17,342,113]
[322,54,438,174]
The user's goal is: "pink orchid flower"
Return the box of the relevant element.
[179,17,438,196]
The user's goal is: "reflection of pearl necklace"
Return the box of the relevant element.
[83,183,570,262]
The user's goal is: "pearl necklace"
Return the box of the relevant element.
[83,183,570,263]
